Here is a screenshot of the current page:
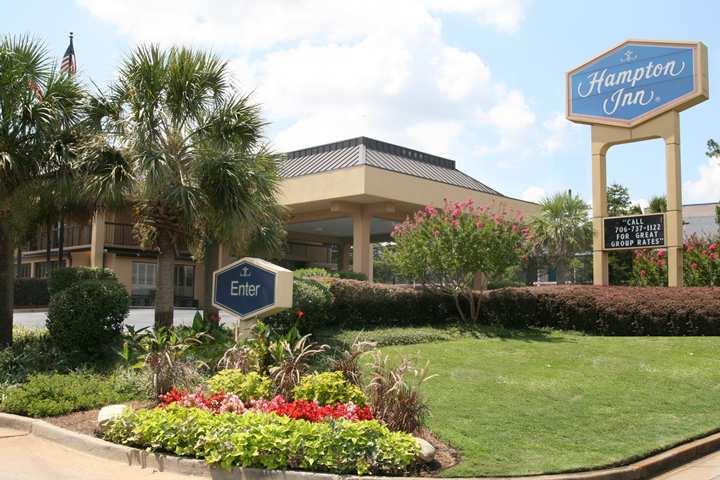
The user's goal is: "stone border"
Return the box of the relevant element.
[2,412,720,480]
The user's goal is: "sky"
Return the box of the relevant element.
[3,0,720,208]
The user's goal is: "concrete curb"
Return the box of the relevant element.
[1,412,719,480]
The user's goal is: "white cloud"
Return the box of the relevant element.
[77,0,573,195]
[521,186,546,203]
[684,158,720,202]
[542,112,579,154]
[633,198,649,211]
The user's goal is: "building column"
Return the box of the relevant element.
[90,211,105,268]
[666,136,683,287]
[591,150,609,286]
[352,208,373,282]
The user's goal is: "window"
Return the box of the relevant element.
[174,265,195,299]
[132,262,157,289]
[35,260,65,279]
[16,263,31,279]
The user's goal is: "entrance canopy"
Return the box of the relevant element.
[276,136,538,281]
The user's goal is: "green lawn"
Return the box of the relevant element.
[376,330,720,476]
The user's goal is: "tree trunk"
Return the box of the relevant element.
[0,219,14,347]
[203,241,220,327]
[155,232,175,330]
[556,262,569,285]
[57,215,64,266]
[45,220,52,275]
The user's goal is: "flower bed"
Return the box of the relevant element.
[159,388,373,422]
[103,404,418,475]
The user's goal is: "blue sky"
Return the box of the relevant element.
[4,0,720,207]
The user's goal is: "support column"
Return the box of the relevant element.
[352,208,373,282]
[90,211,105,268]
[591,150,609,286]
[666,132,683,287]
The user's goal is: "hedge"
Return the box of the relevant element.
[319,278,720,336]
[14,278,49,307]
[482,286,720,336]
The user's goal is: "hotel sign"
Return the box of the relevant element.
[567,40,708,127]
[603,213,665,250]
[212,257,292,319]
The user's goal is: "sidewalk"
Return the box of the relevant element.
[0,427,190,480]
[654,451,720,480]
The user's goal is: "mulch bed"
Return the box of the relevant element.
[43,400,153,436]
[416,428,460,475]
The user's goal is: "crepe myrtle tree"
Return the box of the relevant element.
[0,36,85,346]
[83,45,281,329]
[386,199,530,322]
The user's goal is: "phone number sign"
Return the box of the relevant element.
[603,213,665,250]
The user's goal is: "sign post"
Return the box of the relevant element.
[212,258,293,335]
[567,40,709,286]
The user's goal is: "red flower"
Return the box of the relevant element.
[296,310,305,319]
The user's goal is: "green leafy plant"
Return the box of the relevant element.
[293,371,367,405]
[365,351,434,433]
[1,371,142,417]
[268,330,328,396]
[103,404,418,475]
[136,328,211,397]
[328,338,376,385]
[46,278,130,360]
[48,267,118,297]
[206,370,271,401]
[265,278,333,333]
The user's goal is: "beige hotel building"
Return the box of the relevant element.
[17,137,539,306]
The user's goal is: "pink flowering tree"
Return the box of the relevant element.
[386,199,530,322]
[631,236,720,286]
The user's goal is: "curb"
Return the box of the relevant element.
[1,413,719,480]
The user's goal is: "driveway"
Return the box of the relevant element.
[13,308,237,330]
[0,428,193,480]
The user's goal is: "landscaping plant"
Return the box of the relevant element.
[206,370,272,402]
[293,371,367,406]
[268,332,328,396]
[365,351,434,433]
[103,404,418,475]
[1,371,142,417]
[46,277,130,360]
[386,199,529,322]
[328,339,376,385]
[631,236,720,287]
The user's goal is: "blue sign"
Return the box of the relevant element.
[213,260,277,318]
[567,41,706,126]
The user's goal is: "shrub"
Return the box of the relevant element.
[336,270,367,281]
[14,278,49,306]
[207,370,271,401]
[0,327,63,386]
[386,199,529,321]
[1,371,142,417]
[293,267,330,278]
[48,267,118,297]
[104,405,418,475]
[481,286,720,335]
[265,278,333,332]
[326,278,456,328]
[365,351,433,433]
[293,371,367,406]
[46,278,130,360]
[631,237,720,287]
[323,326,454,349]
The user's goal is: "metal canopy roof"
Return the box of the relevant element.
[278,136,502,196]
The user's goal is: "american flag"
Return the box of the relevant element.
[60,32,76,75]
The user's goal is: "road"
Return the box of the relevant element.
[14,308,238,330]
[0,428,194,480]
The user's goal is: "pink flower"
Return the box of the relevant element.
[432,229,440,237]
[640,269,647,278]
[691,262,699,270]
[451,220,459,229]
[709,243,717,252]
[657,250,666,259]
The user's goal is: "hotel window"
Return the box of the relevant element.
[35,260,65,279]
[174,265,195,299]
[16,263,31,279]
[132,262,157,291]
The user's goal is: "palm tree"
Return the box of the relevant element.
[0,36,84,346]
[85,45,282,329]
[646,195,667,214]
[531,191,592,284]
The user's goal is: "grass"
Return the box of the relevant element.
[376,330,720,476]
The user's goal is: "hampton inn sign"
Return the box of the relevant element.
[567,40,709,286]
